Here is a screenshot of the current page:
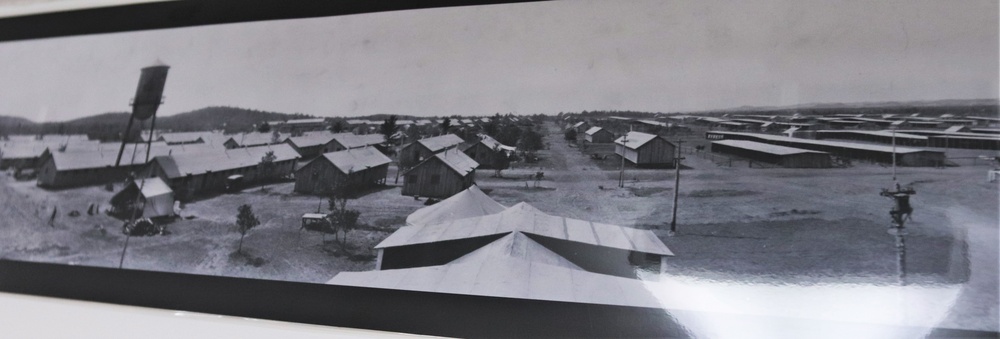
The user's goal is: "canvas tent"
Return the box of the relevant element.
[376,202,672,276]
[110,177,175,218]
[329,200,674,308]
[328,231,662,308]
[405,185,506,227]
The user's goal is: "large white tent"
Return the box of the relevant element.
[329,231,662,308]
[404,185,506,227]
[381,202,673,258]
[331,199,674,307]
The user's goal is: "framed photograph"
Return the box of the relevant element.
[0,0,996,337]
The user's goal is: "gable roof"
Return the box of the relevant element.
[584,127,608,136]
[405,185,506,227]
[47,142,211,171]
[377,202,673,256]
[1,139,103,159]
[707,131,938,154]
[328,234,661,308]
[330,133,385,149]
[712,140,827,156]
[613,131,673,150]
[151,143,300,179]
[286,133,336,148]
[131,177,173,197]
[317,147,391,174]
[470,134,515,152]
[438,149,479,175]
[416,134,464,152]
[224,132,287,147]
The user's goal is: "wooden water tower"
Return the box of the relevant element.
[115,62,169,167]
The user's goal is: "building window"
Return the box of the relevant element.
[431,174,440,184]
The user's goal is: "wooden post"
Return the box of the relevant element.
[669,139,684,235]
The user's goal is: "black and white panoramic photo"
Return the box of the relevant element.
[0,0,997,337]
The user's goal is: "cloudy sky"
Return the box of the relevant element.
[0,0,996,122]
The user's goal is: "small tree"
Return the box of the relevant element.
[258,150,277,181]
[438,117,452,136]
[496,123,522,146]
[235,204,260,253]
[330,120,345,133]
[563,128,577,142]
[326,176,361,249]
[493,145,511,178]
[271,129,281,144]
[519,129,545,152]
[482,113,501,137]
[257,121,271,133]
[380,115,399,148]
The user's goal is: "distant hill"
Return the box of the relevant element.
[0,106,316,141]
[156,106,315,133]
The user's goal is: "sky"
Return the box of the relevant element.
[0,0,996,122]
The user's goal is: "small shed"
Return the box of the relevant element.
[401,149,478,199]
[293,147,391,195]
[110,177,175,218]
[613,131,676,168]
[584,127,615,143]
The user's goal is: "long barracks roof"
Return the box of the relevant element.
[415,134,464,152]
[286,133,336,148]
[613,131,673,150]
[317,147,391,174]
[284,118,326,125]
[155,131,225,144]
[224,132,287,147]
[894,129,1000,139]
[707,131,935,154]
[1,139,101,159]
[376,202,673,256]
[712,140,828,156]
[815,130,928,140]
[47,142,211,171]
[152,143,300,179]
[331,133,385,149]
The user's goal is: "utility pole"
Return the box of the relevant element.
[619,126,632,188]
[891,127,897,182]
[618,134,627,188]
[669,139,684,236]
[880,184,915,285]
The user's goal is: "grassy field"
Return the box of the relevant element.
[0,120,997,330]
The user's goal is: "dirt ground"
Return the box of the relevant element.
[0,120,996,330]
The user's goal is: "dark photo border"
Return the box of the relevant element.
[0,1,995,337]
